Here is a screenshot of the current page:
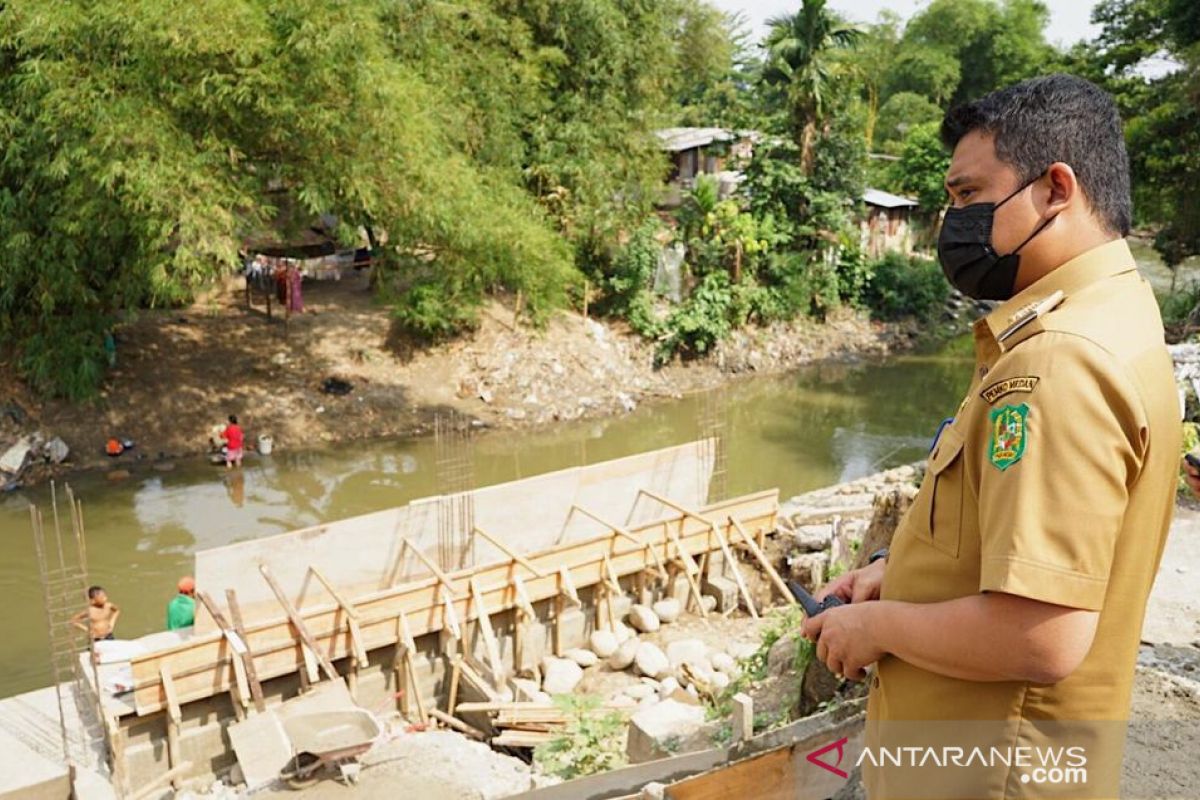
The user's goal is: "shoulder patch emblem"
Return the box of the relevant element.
[988,403,1029,471]
[981,376,1039,404]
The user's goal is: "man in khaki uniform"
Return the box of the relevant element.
[803,74,1179,798]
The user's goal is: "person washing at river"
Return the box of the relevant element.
[801,74,1179,798]
[166,577,196,630]
[221,414,244,469]
[72,585,120,641]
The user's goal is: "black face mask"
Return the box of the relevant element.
[937,174,1055,301]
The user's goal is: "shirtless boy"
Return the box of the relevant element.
[72,585,120,641]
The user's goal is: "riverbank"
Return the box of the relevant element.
[0,271,925,487]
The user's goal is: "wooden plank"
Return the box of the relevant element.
[195,591,251,714]
[159,664,183,790]
[731,693,753,744]
[665,745,793,800]
[226,589,266,712]
[572,505,669,581]
[129,760,193,800]
[258,564,339,680]
[468,577,504,680]
[429,709,487,741]
[711,520,759,620]
[128,491,777,714]
[310,566,369,666]
[727,516,794,606]
[494,730,555,748]
[506,701,865,800]
[511,574,536,619]
[473,527,546,577]
[667,518,708,618]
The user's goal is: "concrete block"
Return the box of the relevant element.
[625,698,715,764]
[555,606,588,653]
[668,574,690,606]
[701,574,739,613]
[515,617,550,675]
[608,592,633,622]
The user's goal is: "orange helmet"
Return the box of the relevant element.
[177,576,196,595]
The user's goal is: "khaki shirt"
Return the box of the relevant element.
[864,239,1180,798]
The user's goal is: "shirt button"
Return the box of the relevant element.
[979,365,989,377]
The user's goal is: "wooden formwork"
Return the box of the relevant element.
[126,489,780,718]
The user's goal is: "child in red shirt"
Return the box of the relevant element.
[223,414,244,469]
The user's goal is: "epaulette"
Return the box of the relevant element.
[997,289,1065,352]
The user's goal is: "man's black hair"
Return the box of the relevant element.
[229,414,238,425]
[941,73,1132,236]
[87,585,104,599]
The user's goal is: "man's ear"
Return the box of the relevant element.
[1042,162,1077,216]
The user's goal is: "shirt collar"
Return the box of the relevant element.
[979,238,1137,344]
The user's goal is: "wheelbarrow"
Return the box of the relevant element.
[278,709,382,789]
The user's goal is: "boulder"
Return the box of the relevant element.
[624,683,657,700]
[608,637,639,671]
[0,439,31,475]
[541,657,583,695]
[766,634,802,679]
[626,699,712,764]
[710,652,737,674]
[658,676,680,698]
[791,525,832,553]
[699,596,717,613]
[615,622,636,642]
[589,629,619,658]
[43,437,69,465]
[712,672,731,691]
[651,598,681,623]
[628,604,660,633]
[634,642,670,679]
[565,648,598,668]
[665,639,709,671]
[727,642,758,661]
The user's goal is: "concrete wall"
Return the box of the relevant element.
[193,441,714,634]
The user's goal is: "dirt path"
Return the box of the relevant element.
[1,272,913,484]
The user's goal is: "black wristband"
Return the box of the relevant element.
[868,547,889,565]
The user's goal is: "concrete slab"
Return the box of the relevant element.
[0,727,69,800]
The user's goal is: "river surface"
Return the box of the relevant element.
[0,338,976,698]
[1,241,1192,700]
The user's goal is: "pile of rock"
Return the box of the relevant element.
[0,432,70,490]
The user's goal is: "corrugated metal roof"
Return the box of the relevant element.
[655,127,735,152]
[863,188,920,208]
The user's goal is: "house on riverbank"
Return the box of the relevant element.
[860,188,920,258]
[655,127,759,207]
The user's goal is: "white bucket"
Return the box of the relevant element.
[257,434,274,455]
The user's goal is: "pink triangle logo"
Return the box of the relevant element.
[806,736,849,779]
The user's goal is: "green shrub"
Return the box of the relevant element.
[656,271,735,363]
[861,251,949,322]
[1159,282,1200,329]
[533,695,628,779]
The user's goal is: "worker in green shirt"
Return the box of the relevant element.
[166,576,196,630]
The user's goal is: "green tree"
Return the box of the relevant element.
[762,0,863,172]
[889,122,952,213]
[874,92,943,153]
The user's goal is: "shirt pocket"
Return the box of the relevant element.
[923,425,965,558]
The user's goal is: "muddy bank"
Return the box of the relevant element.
[0,271,925,487]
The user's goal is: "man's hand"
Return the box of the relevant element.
[1182,456,1200,498]
[815,558,886,605]
[801,603,883,682]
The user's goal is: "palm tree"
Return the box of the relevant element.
[762,0,863,173]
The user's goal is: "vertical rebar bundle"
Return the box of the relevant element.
[434,412,476,571]
[30,484,114,792]
[696,388,729,504]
